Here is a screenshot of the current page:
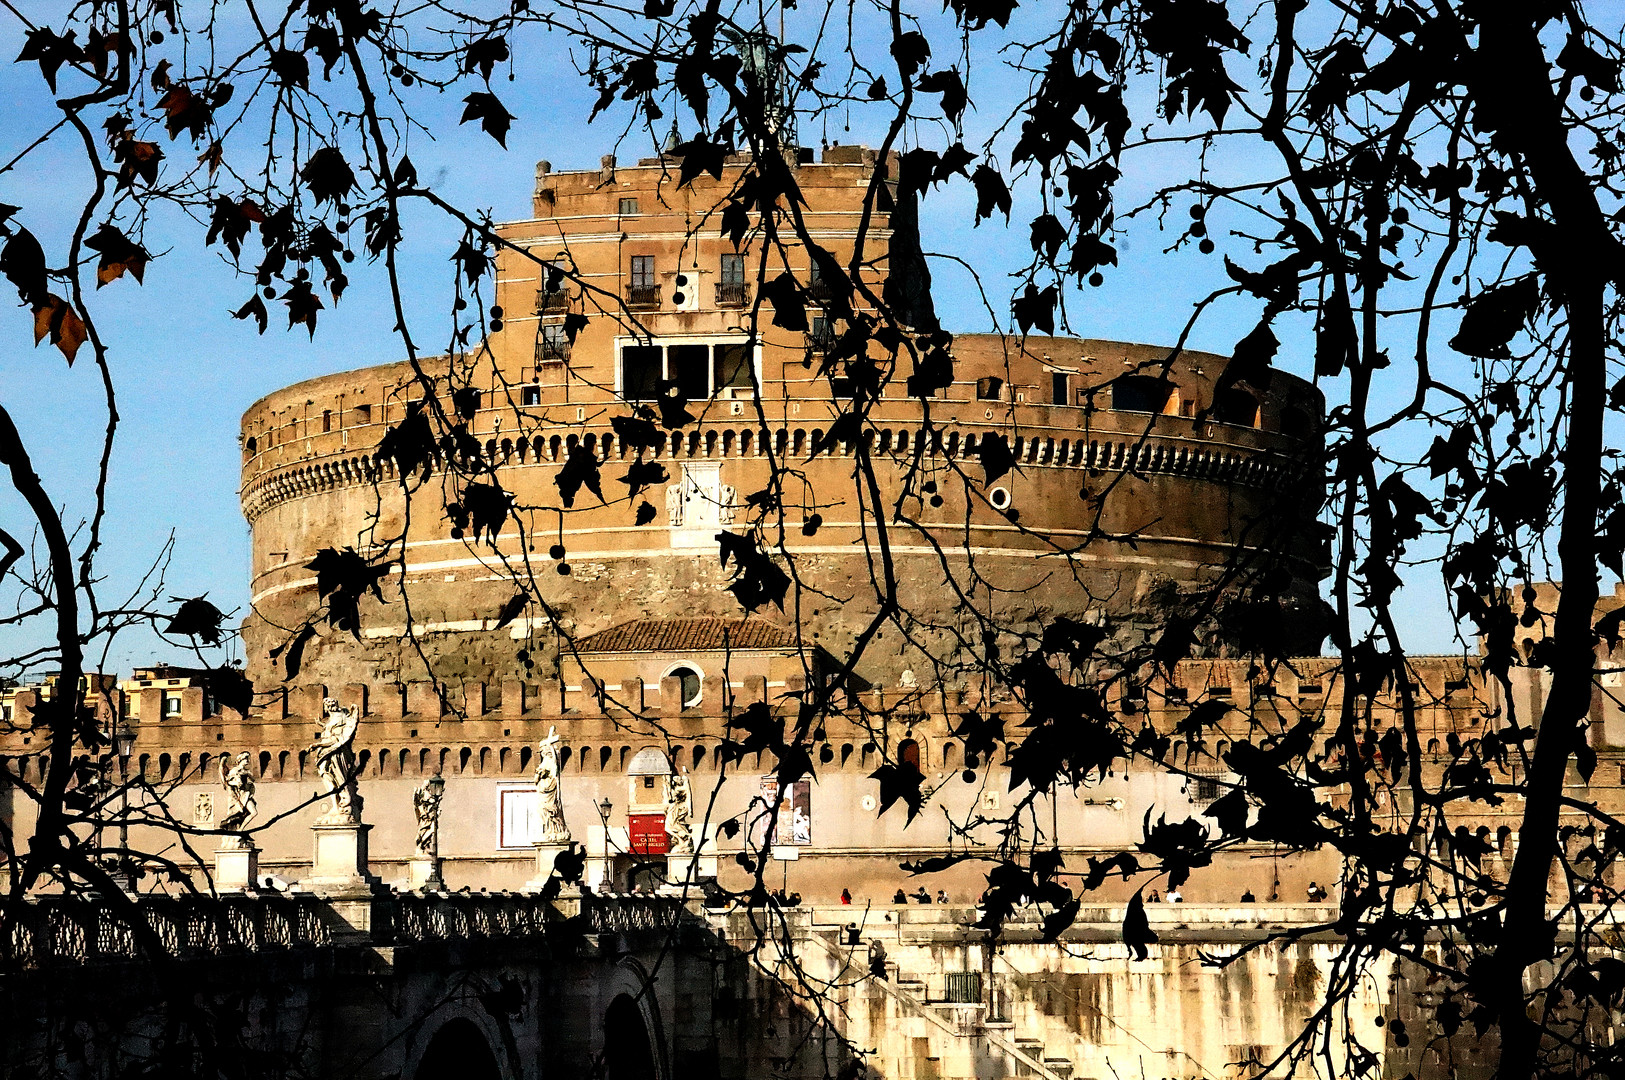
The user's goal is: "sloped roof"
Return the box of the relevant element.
[574,617,796,654]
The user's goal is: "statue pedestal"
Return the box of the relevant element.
[214,842,260,893]
[664,852,718,889]
[524,841,572,892]
[406,854,445,892]
[305,820,381,897]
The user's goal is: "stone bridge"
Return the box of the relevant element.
[1,892,1426,1080]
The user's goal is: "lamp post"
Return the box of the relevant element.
[112,724,136,893]
[596,798,614,892]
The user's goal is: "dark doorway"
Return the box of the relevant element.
[415,1018,502,1080]
[604,993,658,1080]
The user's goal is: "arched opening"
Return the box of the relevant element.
[604,994,658,1080]
[414,1018,501,1080]
[1111,375,1173,414]
[1213,387,1259,427]
[899,739,921,773]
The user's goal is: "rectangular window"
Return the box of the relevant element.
[718,254,746,306]
[670,343,710,401]
[537,323,570,362]
[321,410,332,433]
[1051,372,1068,405]
[810,315,834,351]
[714,343,753,392]
[622,344,664,400]
[498,785,540,848]
[629,255,659,307]
[619,197,639,216]
[353,403,372,424]
[521,384,542,407]
[977,376,1004,401]
[163,693,182,717]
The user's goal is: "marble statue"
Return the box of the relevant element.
[533,727,570,843]
[664,769,694,855]
[218,751,257,845]
[310,698,362,824]
[413,781,442,856]
[665,482,685,526]
[718,483,737,525]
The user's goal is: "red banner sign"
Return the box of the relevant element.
[627,812,669,855]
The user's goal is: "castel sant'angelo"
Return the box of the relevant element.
[6,140,1587,902]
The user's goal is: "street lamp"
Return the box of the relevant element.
[595,798,614,892]
[112,724,136,893]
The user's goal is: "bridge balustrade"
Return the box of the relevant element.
[0,894,331,971]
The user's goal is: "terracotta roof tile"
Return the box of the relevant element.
[575,617,796,654]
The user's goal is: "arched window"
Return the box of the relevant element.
[899,739,921,774]
[664,664,703,708]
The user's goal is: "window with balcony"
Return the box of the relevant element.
[618,339,761,400]
[537,323,571,363]
[808,260,836,300]
[628,255,659,307]
[717,254,747,306]
[536,261,569,313]
[809,315,835,352]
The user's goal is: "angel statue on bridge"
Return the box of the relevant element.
[218,751,257,846]
[533,727,570,843]
[664,769,694,855]
[310,699,363,824]
[413,778,443,856]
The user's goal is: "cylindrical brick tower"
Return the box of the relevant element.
[239,145,1327,691]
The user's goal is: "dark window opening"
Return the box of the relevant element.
[714,343,753,392]
[521,384,542,407]
[810,315,835,351]
[354,403,372,424]
[1111,376,1174,414]
[1051,372,1069,405]
[245,436,257,456]
[977,376,1004,401]
[809,260,835,299]
[899,738,921,773]
[321,410,332,433]
[1213,388,1259,427]
[622,345,663,400]
[670,344,710,401]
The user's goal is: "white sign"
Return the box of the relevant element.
[498,785,539,849]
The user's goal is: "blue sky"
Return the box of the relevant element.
[0,6,1477,677]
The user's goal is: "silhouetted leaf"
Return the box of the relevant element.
[493,591,529,630]
[164,595,225,644]
[300,146,355,204]
[461,92,514,147]
[869,761,925,822]
[979,433,1015,485]
[555,444,604,507]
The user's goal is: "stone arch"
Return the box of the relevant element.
[602,958,668,1080]
[409,1016,505,1080]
